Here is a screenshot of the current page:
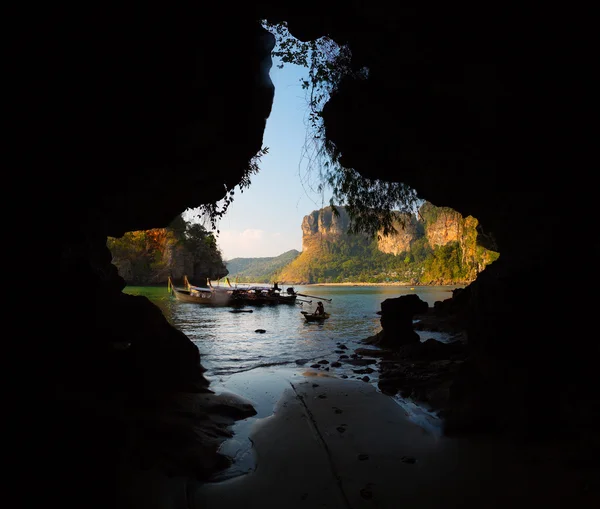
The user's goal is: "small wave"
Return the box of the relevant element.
[212,360,294,376]
[217,356,267,363]
[392,394,443,437]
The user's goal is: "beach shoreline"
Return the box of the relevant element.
[119,366,596,509]
[117,290,597,508]
[189,373,594,508]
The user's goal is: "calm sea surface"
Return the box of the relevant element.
[124,284,460,385]
[125,284,462,455]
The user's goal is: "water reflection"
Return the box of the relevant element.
[125,284,460,382]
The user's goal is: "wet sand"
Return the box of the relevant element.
[189,374,596,509]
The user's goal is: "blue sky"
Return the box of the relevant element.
[188,57,334,261]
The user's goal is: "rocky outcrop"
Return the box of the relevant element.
[284,202,497,284]
[424,208,463,248]
[376,213,420,255]
[303,203,477,256]
[111,234,228,285]
[301,206,354,251]
[364,294,430,348]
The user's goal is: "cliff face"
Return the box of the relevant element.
[302,204,465,256]
[376,213,421,255]
[166,245,228,283]
[301,207,354,251]
[109,228,228,285]
[279,203,496,285]
[424,208,463,248]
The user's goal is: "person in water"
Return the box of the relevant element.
[315,301,325,315]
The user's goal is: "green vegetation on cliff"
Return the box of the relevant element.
[225,250,300,283]
[108,214,227,285]
[109,204,498,286]
[272,204,499,285]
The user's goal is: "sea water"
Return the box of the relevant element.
[125,284,462,477]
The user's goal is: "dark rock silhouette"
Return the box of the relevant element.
[366,294,429,348]
[9,3,594,509]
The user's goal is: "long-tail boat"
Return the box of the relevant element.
[168,276,233,307]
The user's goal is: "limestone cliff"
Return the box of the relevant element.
[376,213,422,255]
[301,206,354,252]
[423,207,463,248]
[303,204,472,256]
[278,203,498,284]
[108,226,228,285]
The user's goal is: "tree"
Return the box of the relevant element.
[108,214,227,284]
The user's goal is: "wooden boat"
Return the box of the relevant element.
[211,279,300,306]
[168,276,233,307]
[301,311,331,322]
[273,287,299,305]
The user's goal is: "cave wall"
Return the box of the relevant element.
[11,3,593,508]
[276,5,593,438]
[12,7,278,509]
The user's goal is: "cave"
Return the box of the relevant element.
[12,3,596,509]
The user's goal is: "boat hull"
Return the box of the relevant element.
[302,312,330,322]
[171,287,232,306]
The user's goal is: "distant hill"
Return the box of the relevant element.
[225,249,301,283]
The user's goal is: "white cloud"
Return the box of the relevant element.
[217,229,301,260]
[241,229,265,240]
[218,229,267,259]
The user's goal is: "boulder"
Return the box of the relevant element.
[369,294,429,348]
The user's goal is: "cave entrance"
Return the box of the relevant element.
[107,19,502,492]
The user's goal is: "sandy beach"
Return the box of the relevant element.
[189,374,594,508]
[113,289,598,509]
[109,369,595,509]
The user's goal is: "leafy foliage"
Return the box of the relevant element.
[107,228,177,284]
[324,165,420,238]
[107,214,226,284]
[190,146,269,233]
[262,21,355,134]
[262,20,421,238]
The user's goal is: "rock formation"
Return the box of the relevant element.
[366,294,430,347]
[301,206,354,251]
[376,212,420,255]
[11,4,593,509]
[281,203,497,283]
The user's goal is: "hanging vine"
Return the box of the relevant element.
[263,20,420,238]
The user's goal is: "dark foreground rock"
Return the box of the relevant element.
[359,292,469,420]
[377,339,467,412]
[365,294,430,348]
